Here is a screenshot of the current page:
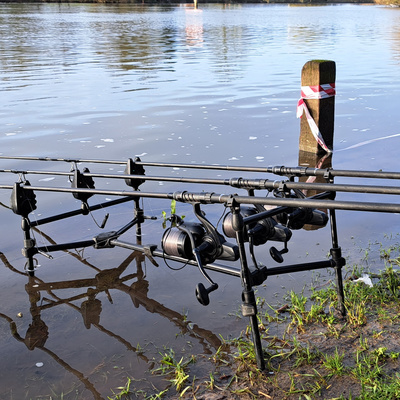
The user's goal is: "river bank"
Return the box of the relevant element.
[129,260,400,399]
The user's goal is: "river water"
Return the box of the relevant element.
[1,3,400,399]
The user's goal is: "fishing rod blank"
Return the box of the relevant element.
[3,155,400,180]
[3,169,400,196]
[4,183,400,213]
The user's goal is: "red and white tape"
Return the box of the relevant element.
[297,83,336,153]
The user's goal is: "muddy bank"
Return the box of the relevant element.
[135,264,400,399]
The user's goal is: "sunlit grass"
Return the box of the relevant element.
[108,253,400,399]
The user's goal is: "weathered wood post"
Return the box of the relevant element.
[297,61,345,317]
[298,60,336,154]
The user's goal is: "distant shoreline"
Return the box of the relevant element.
[1,1,398,11]
[0,0,384,4]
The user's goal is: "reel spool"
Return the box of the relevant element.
[222,206,258,241]
[161,221,205,260]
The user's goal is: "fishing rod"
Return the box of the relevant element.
[3,168,400,196]
[3,183,400,213]
[3,155,400,180]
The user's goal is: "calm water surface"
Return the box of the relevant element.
[1,3,400,399]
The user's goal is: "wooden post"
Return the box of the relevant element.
[299,60,336,154]
[298,152,332,231]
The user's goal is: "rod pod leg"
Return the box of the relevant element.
[230,201,265,370]
[329,209,346,316]
[21,217,36,277]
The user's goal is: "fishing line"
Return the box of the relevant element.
[161,227,189,271]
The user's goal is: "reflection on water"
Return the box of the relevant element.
[0,249,221,399]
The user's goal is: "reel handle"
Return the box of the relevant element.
[269,242,288,264]
[195,282,218,306]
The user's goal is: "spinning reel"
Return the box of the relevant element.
[161,203,239,306]
[222,205,292,264]
[272,188,329,230]
[269,187,329,262]
[222,186,329,264]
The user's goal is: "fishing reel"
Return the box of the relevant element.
[272,188,329,230]
[222,205,292,264]
[161,204,239,306]
[275,207,328,230]
[223,206,291,245]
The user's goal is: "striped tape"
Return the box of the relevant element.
[297,83,336,153]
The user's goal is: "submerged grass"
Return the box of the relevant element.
[108,255,400,400]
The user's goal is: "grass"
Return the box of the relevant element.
[108,255,400,399]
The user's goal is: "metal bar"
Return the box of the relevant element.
[110,239,242,277]
[329,208,346,316]
[115,217,140,237]
[36,240,95,253]
[263,260,333,276]
[30,197,134,227]
[111,240,340,280]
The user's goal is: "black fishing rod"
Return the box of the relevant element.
[3,155,400,180]
[2,168,400,196]
[3,183,400,213]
